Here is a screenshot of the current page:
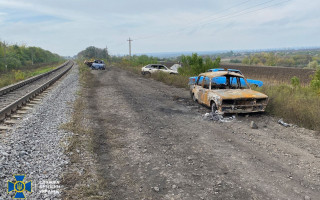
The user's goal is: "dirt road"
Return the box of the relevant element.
[86,67,320,199]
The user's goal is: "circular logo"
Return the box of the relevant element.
[14,181,25,192]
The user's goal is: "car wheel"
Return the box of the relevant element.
[211,101,217,113]
[191,93,197,102]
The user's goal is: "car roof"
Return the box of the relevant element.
[199,71,244,78]
[209,68,240,72]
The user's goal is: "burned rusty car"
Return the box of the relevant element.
[190,71,268,114]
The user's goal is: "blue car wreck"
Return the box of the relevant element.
[189,68,263,87]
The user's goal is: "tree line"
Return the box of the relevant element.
[0,41,63,71]
[241,52,319,69]
[77,46,110,60]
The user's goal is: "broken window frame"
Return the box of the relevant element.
[210,75,250,90]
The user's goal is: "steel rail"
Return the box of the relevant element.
[0,61,74,121]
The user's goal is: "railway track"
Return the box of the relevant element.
[0,60,74,122]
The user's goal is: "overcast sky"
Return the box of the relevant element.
[0,0,319,56]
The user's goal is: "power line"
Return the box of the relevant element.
[199,0,291,27]
[134,0,254,40]
[133,0,290,41]
[194,0,277,27]
[112,0,292,54]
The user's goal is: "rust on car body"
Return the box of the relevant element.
[190,71,268,114]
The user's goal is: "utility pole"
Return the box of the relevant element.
[127,37,133,57]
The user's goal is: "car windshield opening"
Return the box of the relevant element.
[211,75,249,89]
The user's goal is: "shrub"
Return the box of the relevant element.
[13,70,25,81]
[178,53,220,76]
[310,69,320,93]
[291,76,300,88]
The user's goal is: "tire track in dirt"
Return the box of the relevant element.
[86,67,320,200]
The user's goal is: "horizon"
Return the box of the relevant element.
[132,46,320,58]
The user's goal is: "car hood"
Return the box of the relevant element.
[212,89,268,99]
[168,70,178,73]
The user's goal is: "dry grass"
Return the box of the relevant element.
[60,62,109,200]
[151,71,189,88]
[114,62,141,74]
[256,85,320,131]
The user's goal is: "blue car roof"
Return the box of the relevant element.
[208,68,240,72]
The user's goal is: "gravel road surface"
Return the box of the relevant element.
[87,66,320,200]
[0,65,78,200]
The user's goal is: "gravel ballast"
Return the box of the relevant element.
[0,64,79,199]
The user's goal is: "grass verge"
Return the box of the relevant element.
[60,62,109,200]
[0,62,64,88]
[256,85,320,131]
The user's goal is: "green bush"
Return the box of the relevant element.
[13,70,25,81]
[178,53,220,76]
[310,69,320,93]
[291,76,300,88]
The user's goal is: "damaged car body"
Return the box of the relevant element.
[190,71,268,114]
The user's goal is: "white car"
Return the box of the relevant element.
[141,64,178,75]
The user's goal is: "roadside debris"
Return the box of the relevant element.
[153,187,160,192]
[250,121,258,129]
[278,118,292,127]
[203,112,236,122]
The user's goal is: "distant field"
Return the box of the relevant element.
[220,63,316,85]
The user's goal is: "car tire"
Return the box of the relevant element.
[191,93,197,102]
[144,72,151,76]
[211,101,217,113]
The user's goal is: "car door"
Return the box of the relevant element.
[193,76,203,102]
[199,76,210,105]
[194,76,209,104]
[149,65,158,73]
[158,65,168,73]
